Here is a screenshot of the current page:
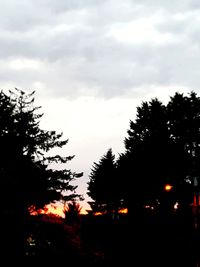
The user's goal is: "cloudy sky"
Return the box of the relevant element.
[1,0,200,211]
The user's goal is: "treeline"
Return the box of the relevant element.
[87,91,200,217]
[0,88,83,261]
[1,88,199,263]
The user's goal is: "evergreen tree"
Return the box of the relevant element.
[0,88,83,259]
[121,92,198,215]
[87,148,122,215]
[166,91,199,208]
[122,98,172,212]
[64,200,82,225]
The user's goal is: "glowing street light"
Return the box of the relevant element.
[164,184,173,192]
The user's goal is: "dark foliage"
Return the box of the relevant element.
[0,88,83,259]
[87,148,123,215]
[87,91,199,217]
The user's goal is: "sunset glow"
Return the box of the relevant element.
[93,208,128,216]
[45,204,65,217]
[30,202,89,218]
[30,204,65,217]
[118,208,128,214]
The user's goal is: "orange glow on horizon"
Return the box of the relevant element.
[118,208,128,214]
[93,208,128,216]
[30,204,65,217]
[30,202,88,217]
[94,211,104,216]
[30,203,128,217]
[46,204,65,217]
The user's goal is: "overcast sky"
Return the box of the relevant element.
[1,0,200,211]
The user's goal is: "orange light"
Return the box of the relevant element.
[46,204,65,217]
[29,203,65,218]
[164,184,173,191]
[30,201,90,217]
[118,208,128,214]
[94,211,103,216]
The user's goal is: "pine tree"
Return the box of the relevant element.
[87,148,121,215]
[0,88,83,259]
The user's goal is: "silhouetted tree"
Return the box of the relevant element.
[64,200,82,225]
[87,148,122,216]
[121,98,173,214]
[0,88,83,259]
[166,92,199,208]
[120,94,196,216]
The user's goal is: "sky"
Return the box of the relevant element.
[1,0,200,212]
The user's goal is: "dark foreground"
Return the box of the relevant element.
[2,209,200,266]
[80,211,199,267]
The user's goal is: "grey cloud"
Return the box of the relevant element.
[0,1,49,32]
[0,0,103,33]
[131,0,200,13]
[34,0,106,13]
[0,0,200,99]
[157,11,200,37]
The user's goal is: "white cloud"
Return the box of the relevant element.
[109,17,174,45]
[9,58,45,71]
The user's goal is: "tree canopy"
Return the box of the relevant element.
[1,89,83,215]
[0,88,83,258]
[87,148,122,214]
[87,91,198,216]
